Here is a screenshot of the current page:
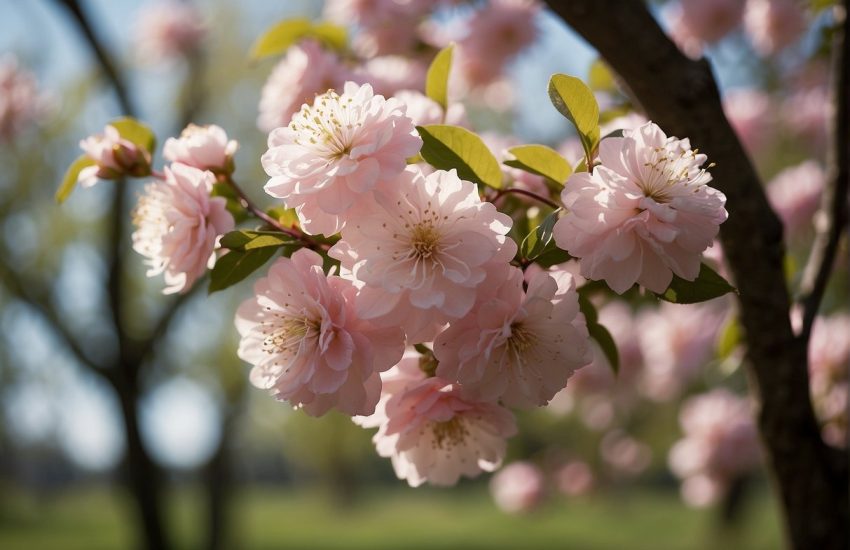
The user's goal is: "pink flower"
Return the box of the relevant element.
[744,0,807,56]
[356,356,517,487]
[263,82,421,236]
[637,302,727,401]
[78,125,151,187]
[0,54,51,141]
[678,0,746,44]
[131,163,234,294]
[553,121,728,294]
[356,56,427,97]
[236,249,405,417]
[555,460,595,496]
[325,0,433,57]
[393,90,468,128]
[490,461,545,513]
[134,1,206,64]
[668,389,760,506]
[331,167,516,343]
[809,315,850,448]
[434,268,592,408]
[599,112,649,138]
[723,88,773,154]
[163,123,238,174]
[767,160,824,239]
[600,430,652,476]
[257,40,354,134]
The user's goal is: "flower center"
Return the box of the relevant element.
[432,417,469,450]
[638,146,710,203]
[410,223,441,260]
[290,91,359,159]
[507,322,536,353]
[263,316,315,355]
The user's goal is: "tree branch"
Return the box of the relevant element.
[543,1,848,548]
[798,4,850,343]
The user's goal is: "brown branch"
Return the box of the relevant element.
[543,1,848,549]
[492,187,561,209]
[798,4,850,343]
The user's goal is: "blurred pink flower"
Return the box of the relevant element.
[331,167,516,343]
[257,40,354,134]
[134,1,206,63]
[553,122,727,294]
[78,125,150,187]
[555,460,595,497]
[357,56,428,97]
[600,430,652,476]
[357,366,517,487]
[434,268,592,408]
[163,124,237,174]
[809,314,850,448]
[744,0,807,56]
[490,461,545,513]
[668,389,760,507]
[723,88,773,155]
[0,54,51,141]
[638,302,727,401]
[678,0,746,44]
[393,90,468,128]
[263,82,421,236]
[325,0,434,56]
[767,160,824,239]
[782,85,830,151]
[131,164,233,294]
[236,249,405,417]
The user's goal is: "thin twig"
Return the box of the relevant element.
[492,187,561,209]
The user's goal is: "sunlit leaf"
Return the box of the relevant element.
[425,44,454,111]
[417,124,502,189]
[548,74,600,161]
[250,18,347,59]
[110,116,156,153]
[220,230,294,251]
[56,155,95,203]
[505,144,572,186]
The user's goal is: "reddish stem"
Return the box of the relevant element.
[492,187,561,209]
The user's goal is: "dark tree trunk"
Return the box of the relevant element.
[543,1,849,548]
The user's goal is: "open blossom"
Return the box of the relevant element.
[435,268,592,408]
[331,167,516,343]
[490,461,545,513]
[744,0,806,56]
[263,81,421,236]
[131,163,233,294]
[668,389,760,507]
[767,160,824,239]
[553,121,728,294]
[356,354,517,487]
[163,124,237,173]
[78,125,151,187]
[134,1,206,64]
[236,249,404,417]
[257,40,354,133]
[0,54,51,141]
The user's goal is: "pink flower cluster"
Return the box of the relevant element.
[78,125,152,187]
[0,54,51,142]
[668,389,761,507]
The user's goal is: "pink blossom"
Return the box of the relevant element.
[356,358,517,487]
[600,430,652,476]
[325,0,433,57]
[490,461,545,513]
[263,82,421,236]
[0,54,51,141]
[163,124,238,174]
[134,1,206,64]
[809,315,850,447]
[677,0,746,45]
[131,164,233,294]
[668,389,760,506]
[331,167,516,343]
[723,88,773,155]
[236,249,405,417]
[744,0,807,56]
[393,90,468,128]
[257,41,354,134]
[356,56,427,97]
[555,460,595,496]
[78,125,150,187]
[767,160,824,239]
[434,268,592,408]
[637,302,727,401]
[553,122,728,294]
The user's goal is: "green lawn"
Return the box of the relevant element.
[0,484,782,550]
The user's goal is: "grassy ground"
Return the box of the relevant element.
[0,484,782,550]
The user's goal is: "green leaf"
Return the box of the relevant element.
[577,293,619,374]
[520,209,560,261]
[533,247,572,268]
[56,155,96,203]
[588,59,615,92]
[717,317,741,359]
[425,44,453,111]
[220,230,294,251]
[250,18,347,59]
[209,247,277,293]
[504,144,572,186]
[417,125,502,189]
[548,74,600,161]
[657,263,736,304]
[110,116,156,153]
[266,206,301,229]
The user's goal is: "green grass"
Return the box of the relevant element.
[0,484,782,550]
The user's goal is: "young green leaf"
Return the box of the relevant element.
[504,144,572,186]
[110,116,156,153]
[56,155,96,203]
[657,263,737,304]
[425,44,454,111]
[520,209,561,261]
[209,247,278,293]
[548,74,600,161]
[309,22,348,51]
[588,59,615,92]
[220,230,294,251]
[417,125,502,189]
[250,18,347,59]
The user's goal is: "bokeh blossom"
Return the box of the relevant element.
[0,54,51,142]
[490,461,545,513]
[134,1,206,63]
[767,160,824,239]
